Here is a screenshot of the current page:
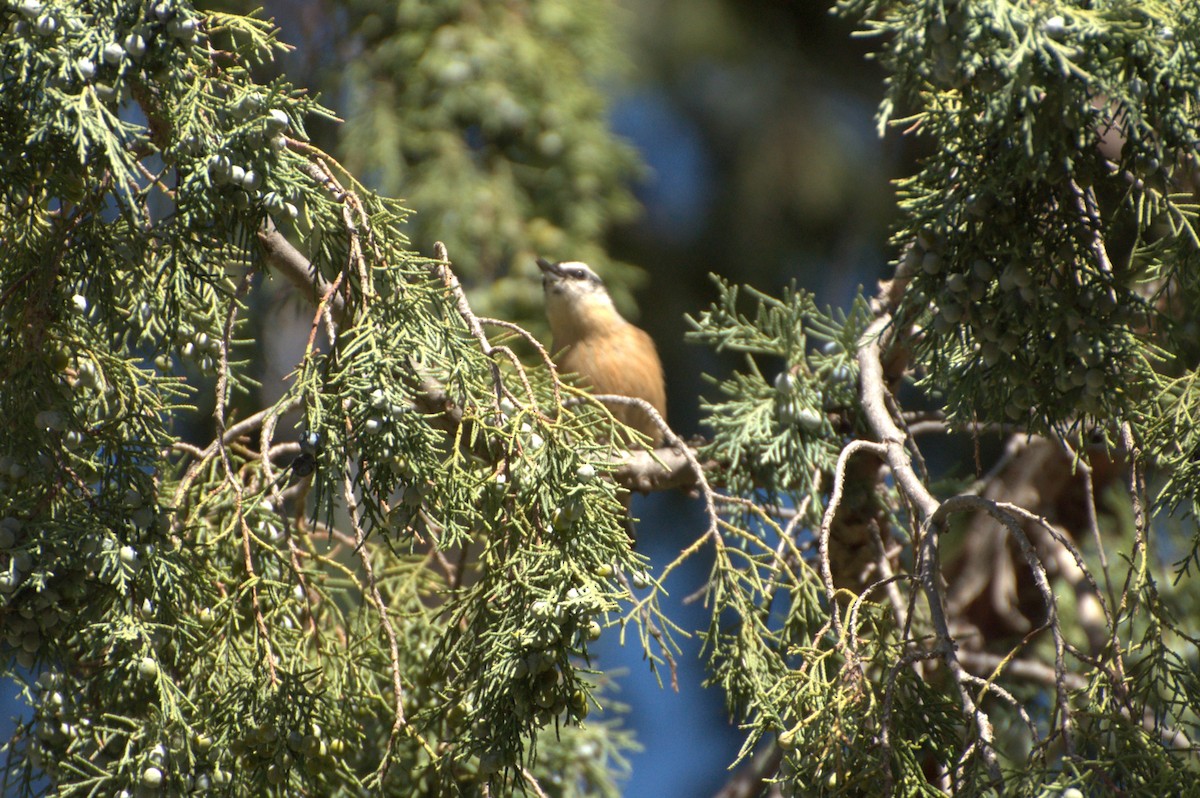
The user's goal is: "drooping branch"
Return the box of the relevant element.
[818,438,888,639]
[958,649,1193,751]
[936,494,1072,754]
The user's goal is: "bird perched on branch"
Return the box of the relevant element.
[536,257,667,446]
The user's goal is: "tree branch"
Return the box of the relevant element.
[256,226,714,495]
[257,223,347,324]
[857,313,1004,787]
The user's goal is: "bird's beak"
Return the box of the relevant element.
[536,257,564,278]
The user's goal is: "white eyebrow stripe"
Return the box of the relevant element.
[555,261,603,284]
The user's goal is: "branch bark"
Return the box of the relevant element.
[857,313,1004,788]
[257,223,347,324]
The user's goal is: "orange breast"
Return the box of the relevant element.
[556,325,667,446]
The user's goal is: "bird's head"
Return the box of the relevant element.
[537,258,608,300]
[536,257,621,340]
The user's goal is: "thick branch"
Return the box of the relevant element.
[858,314,1003,786]
[257,224,347,323]
[612,445,704,492]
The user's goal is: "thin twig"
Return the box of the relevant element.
[958,649,1195,751]
[845,572,914,644]
[1069,179,1115,274]
[959,672,1040,746]
[480,316,563,414]
[757,473,819,619]
[867,521,908,632]
[819,439,887,639]
[1113,422,1145,688]
[964,434,1030,496]
[170,401,294,523]
[937,494,1072,754]
[520,767,550,798]
[992,500,1112,630]
[879,648,945,797]
[591,394,718,540]
[236,510,279,685]
[1052,434,1114,622]
[615,568,679,691]
[212,272,254,486]
[341,463,436,781]
[430,242,514,415]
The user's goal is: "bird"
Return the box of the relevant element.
[536,257,667,447]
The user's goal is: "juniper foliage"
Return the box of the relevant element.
[0,1,649,795]
[335,0,644,325]
[5,0,1200,796]
[668,0,1200,793]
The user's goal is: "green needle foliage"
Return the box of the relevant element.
[0,1,650,795]
[6,0,1200,796]
[670,0,1200,795]
[839,0,1195,436]
[336,0,644,325]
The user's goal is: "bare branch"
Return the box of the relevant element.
[858,314,1004,785]
[592,393,719,539]
[937,495,1072,754]
[480,315,563,414]
[257,223,347,324]
[520,767,551,798]
[819,439,888,638]
[1053,434,1112,597]
[611,444,705,492]
[958,650,1195,752]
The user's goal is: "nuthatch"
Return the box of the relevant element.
[536,258,667,446]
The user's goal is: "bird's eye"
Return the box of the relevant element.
[566,268,588,280]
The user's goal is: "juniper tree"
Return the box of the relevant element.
[4,2,1200,798]
[0,0,646,795]
[678,0,1200,794]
